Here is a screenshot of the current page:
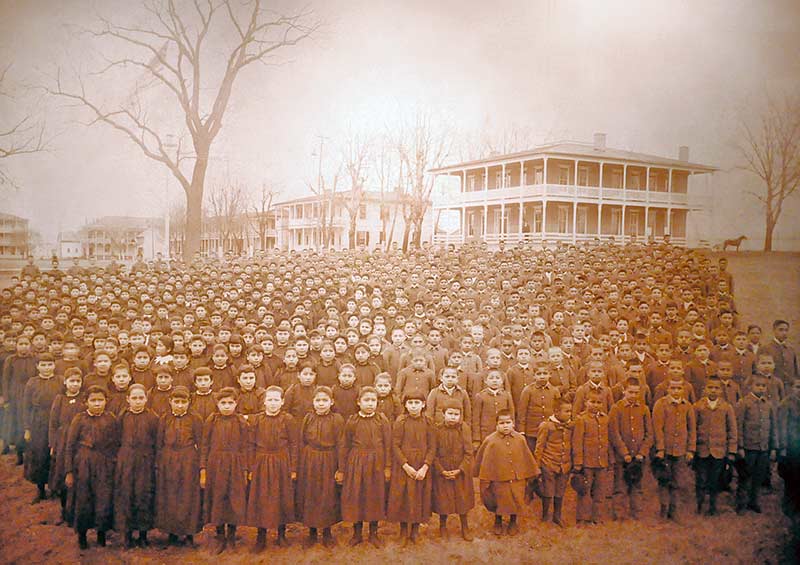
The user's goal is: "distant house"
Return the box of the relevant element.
[274,189,432,251]
[58,231,82,258]
[0,212,30,258]
[74,216,165,260]
[430,133,717,247]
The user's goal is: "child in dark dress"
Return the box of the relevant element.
[201,387,249,554]
[155,386,203,546]
[114,383,159,548]
[191,368,217,422]
[64,385,120,550]
[22,353,62,503]
[333,363,360,423]
[48,368,84,522]
[296,386,345,548]
[375,373,401,424]
[246,385,298,552]
[432,400,474,541]
[338,386,392,548]
[387,390,436,546]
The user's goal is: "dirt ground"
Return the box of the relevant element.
[0,251,798,564]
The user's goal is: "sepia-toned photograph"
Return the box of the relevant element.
[0,1,798,563]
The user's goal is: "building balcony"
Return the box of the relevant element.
[434,183,689,208]
[432,231,687,248]
[280,217,347,230]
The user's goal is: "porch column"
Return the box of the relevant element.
[574,160,579,187]
[484,166,489,191]
[518,201,524,234]
[644,207,649,241]
[666,207,672,236]
[623,164,628,190]
[668,168,673,205]
[621,205,626,244]
[501,163,506,188]
[599,162,604,197]
[482,205,487,239]
[572,201,578,244]
[542,200,548,235]
[461,207,466,243]
[543,157,548,185]
[597,203,602,238]
[500,202,506,235]
[520,161,525,186]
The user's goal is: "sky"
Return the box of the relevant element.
[1,0,799,248]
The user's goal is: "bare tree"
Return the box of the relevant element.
[458,123,537,162]
[340,131,371,249]
[207,180,246,254]
[46,1,319,259]
[738,95,800,251]
[250,182,279,252]
[372,133,396,250]
[395,111,450,252]
[168,200,187,255]
[0,63,47,188]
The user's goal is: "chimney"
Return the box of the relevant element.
[678,145,690,162]
[593,132,606,151]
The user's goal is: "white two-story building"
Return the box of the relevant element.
[431,133,717,247]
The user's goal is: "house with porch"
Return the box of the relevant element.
[430,133,716,247]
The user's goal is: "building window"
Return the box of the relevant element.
[558,165,569,185]
[493,209,509,234]
[534,208,543,232]
[612,170,622,188]
[576,206,588,234]
[356,231,370,246]
[611,209,622,235]
[578,166,589,187]
[359,203,367,220]
[630,171,641,189]
[534,167,543,184]
[468,175,476,192]
[628,210,640,235]
[557,206,569,233]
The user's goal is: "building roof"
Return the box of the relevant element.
[276,189,410,207]
[0,212,28,223]
[429,141,718,174]
[83,216,163,230]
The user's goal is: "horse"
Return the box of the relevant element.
[722,235,747,251]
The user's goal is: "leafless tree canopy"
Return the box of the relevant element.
[0,64,47,188]
[249,182,279,252]
[45,0,320,259]
[738,94,800,251]
[207,179,247,254]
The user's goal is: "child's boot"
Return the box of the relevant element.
[348,522,363,546]
[439,515,448,540]
[708,493,718,516]
[659,503,669,519]
[77,530,88,550]
[409,523,420,545]
[506,514,519,536]
[97,530,106,547]
[276,524,288,547]
[541,497,552,522]
[695,492,704,514]
[213,525,226,554]
[138,530,149,547]
[226,524,237,548]
[253,528,267,553]
[31,484,46,505]
[459,514,473,541]
[493,514,503,536]
[322,527,336,548]
[368,521,383,548]
[553,497,564,527]
[123,530,134,550]
[185,535,195,547]
[304,527,318,548]
[399,522,409,546]
[168,533,179,546]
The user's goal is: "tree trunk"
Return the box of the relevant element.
[349,217,357,250]
[764,217,775,252]
[401,222,411,254]
[183,152,209,261]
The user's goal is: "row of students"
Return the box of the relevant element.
[36,360,800,552]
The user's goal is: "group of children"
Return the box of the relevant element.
[1,240,798,554]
